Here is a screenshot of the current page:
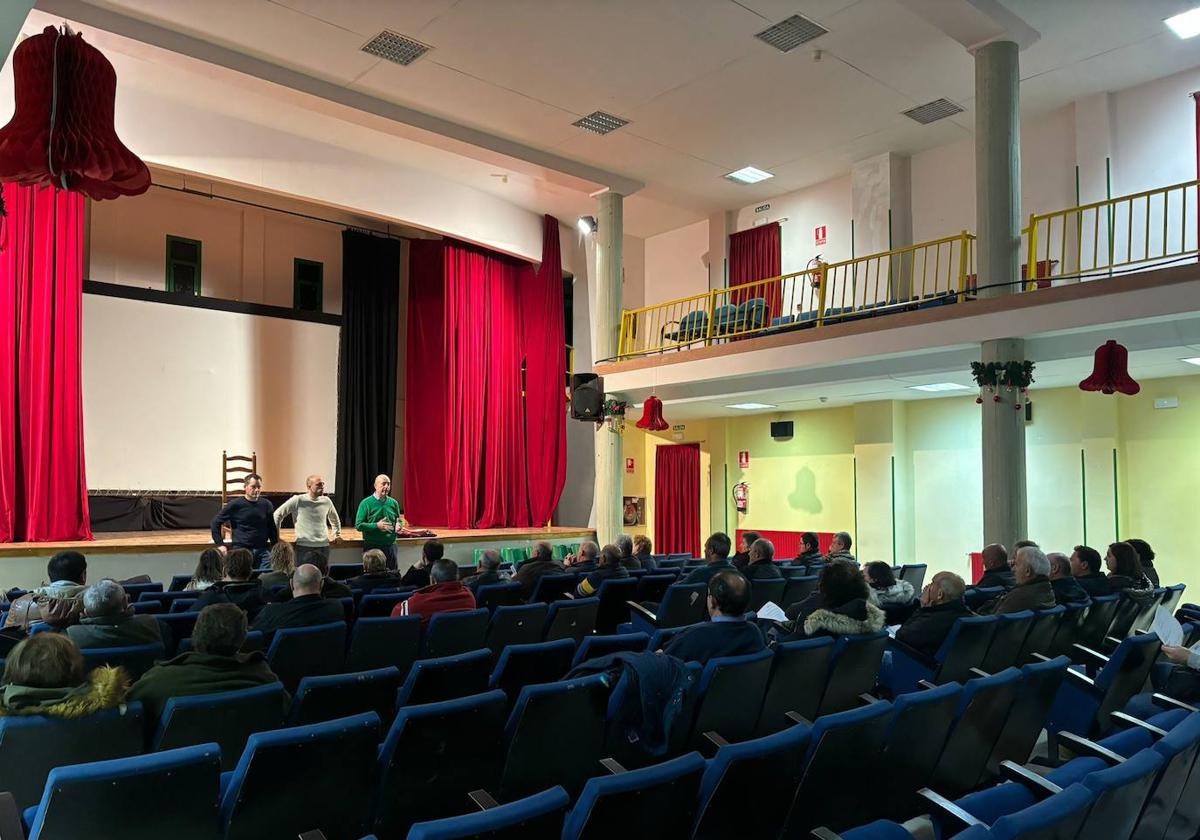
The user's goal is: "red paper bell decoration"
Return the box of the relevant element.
[0,25,150,200]
[1079,340,1140,396]
[635,395,669,431]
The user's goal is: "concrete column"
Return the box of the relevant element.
[974,41,1021,299]
[851,152,912,301]
[981,338,1028,547]
[593,192,624,544]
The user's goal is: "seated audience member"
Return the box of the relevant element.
[511,541,566,599]
[251,564,345,636]
[194,549,266,617]
[563,542,600,574]
[731,531,760,572]
[394,559,476,626]
[273,551,352,602]
[632,535,656,572]
[1127,642,1200,719]
[616,534,641,571]
[5,550,89,630]
[824,531,858,566]
[1071,545,1113,597]
[1013,539,1039,552]
[66,580,163,649]
[0,634,129,717]
[744,538,783,581]
[976,543,1016,590]
[681,533,735,586]
[895,572,973,658]
[1048,551,1090,605]
[464,550,509,595]
[1126,538,1161,587]
[577,544,631,597]
[185,548,224,592]
[864,562,915,606]
[1106,541,1152,592]
[783,560,885,640]
[795,532,822,565]
[662,570,764,663]
[979,545,1056,615]
[347,549,403,594]
[131,604,282,721]
[258,541,296,590]
[401,540,441,589]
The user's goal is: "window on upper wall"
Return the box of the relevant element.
[165,235,202,295]
[293,258,324,313]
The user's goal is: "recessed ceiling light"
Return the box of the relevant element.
[724,166,774,185]
[1181,357,1200,367]
[725,402,776,410]
[572,111,629,135]
[1166,7,1200,38]
[908,383,973,392]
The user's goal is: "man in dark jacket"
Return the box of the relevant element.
[1071,545,1113,597]
[66,580,163,649]
[895,571,974,657]
[251,564,345,637]
[577,544,631,596]
[682,533,736,586]
[744,538,783,581]
[512,541,566,599]
[194,548,266,618]
[401,540,441,589]
[1048,551,1090,605]
[563,542,600,575]
[976,543,1016,590]
[616,535,642,571]
[131,604,283,721]
[731,531,759,572]
[347,549,404,594]
[272,551,352,602]
[464,550,509,595]
[663,570,764,664]
[979,546,1056,615]
[209,473,277,568]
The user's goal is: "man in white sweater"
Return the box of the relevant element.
[273,474,342,566]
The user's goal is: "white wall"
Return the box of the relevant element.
[644,219,709,306]
[735,174,853,274]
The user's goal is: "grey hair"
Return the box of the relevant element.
[1046,551,1070,576]
[431,558,458,583]
[751,538,775,562]
[362,549,388,574]
[616,534,633,556]
[1018,546,1051,577]
[834,531,852,551]
[934,572,966,601]
[292,564,323,592]
[82,579,126,618]
[579,541,599,561]
[480,549,501,570]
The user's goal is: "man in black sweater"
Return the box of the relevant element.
[744,538,783,581]
[210,474,277,568]
[251,564,344,639]
[1071,545,1114,597]
[682,532,736,586]
[895,571,974,658]
[976,543,1016,590]
[1048,551,1090,605]
[663,570,764,664]
[731,531,760,572]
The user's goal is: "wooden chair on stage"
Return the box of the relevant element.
[221,450,258,505]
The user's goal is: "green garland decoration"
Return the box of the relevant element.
[970,360,1035,407]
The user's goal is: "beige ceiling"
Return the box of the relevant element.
[34,0,1200,237]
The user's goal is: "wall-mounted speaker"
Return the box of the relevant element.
[770,420,794,439]
[570,373,604,420]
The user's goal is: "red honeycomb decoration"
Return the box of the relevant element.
[1079,340,1140,396]
[635,395,669,431]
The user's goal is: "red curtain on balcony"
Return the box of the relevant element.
[654,443,700,557]
[729,222,782,322]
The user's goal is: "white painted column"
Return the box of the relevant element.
[851,152,912,301]
[593,192,624,544]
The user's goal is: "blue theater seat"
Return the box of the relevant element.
[345,615,421,674]
[266,621,347,691]
[152,682,286,771]
[561,751,706,840]
[395,648,492,708]
[405,785,570,840]
[287,666,402,726]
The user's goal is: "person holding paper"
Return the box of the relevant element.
[1125,638,1200,719]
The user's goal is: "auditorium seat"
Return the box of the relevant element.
[625,582,707,634]
[422,609,490,658]
[543,597,598,643]
[372,690,508,839]
[0,703,145,810]
[817,631,888,716]
[572,632,649,668]
[748,578,786,613]
[120,582,164,599]
[80,643,165,680]
[930,668,1023,799]
[646,625,688,651]
[882,614,999,696]
[25,743,222,840]
[1048,632,1162,741]
[1047,601,1090,658]
[488,639,575,705]
[359,592,411,618]
[594,578,639,634]
[177,629,264,655]
[169,598,198,613]
[898,564,928,591]
[963,586,1005,610]
[266,621,346,691]
[1106,591,1159,647]
[755,637,834,736]
[929,780,1097,840]
[329,563,362,581]
[1014,605,1063,665]
[1161,583,1187,616]
[345,616,421,675]
[474,582,523,612]
[655,557,686,570]
[167,574,193,592]
[686,648,774,750]
[485,604,548,658]
[155,611,202,656]
[405,785,570,840]
[220,713,380,840]
[1074,594,1121,650]
[288,666,402,726]
[152,683,287,771]
[876,681,960,821]
[528,573,577,603]
[561,751,705,840]
[781,575,820,609]
[979,611,1034,674]
[130,601,164,615]
[982,656,1069,784]
[632,573,677,604]
[395,649,492,708]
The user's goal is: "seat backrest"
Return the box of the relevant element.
[980,611,1035,673]
[406,785,571,840]
[28,743,222,840]
[153,683,287,771]
[983,655,1070,785]
[964,586,1005,610]
[899,564,928,591]
[1075,747,1165,840]
[1016,605,1065,664]
[781,576,820,609]
[634,574,678,604]
[755,637,834,736]
[0,704,145,811]
[748,579,786,613]
[80,643,165,680]
[121,582,163,598]
[345,615,422,675]
[475,582,524,611]
[562,751,706,840]
[374,690,510,837]
[1107,593,1147,641]
[690,648,774,747]
[931,667,1023,798]
[489,639,577,703]
[396,648,493,708]
[544,597,599,643]
[935,615,999,684]
[657,583,708,628]
[1130,711,1200,840]
[288,666,402,726]
[529,573,578,603]
[500,674,611,800]
[1093,633,1163,730]
[486,603,549,658]
[988,782,1094,840]
[265,621,347,691]
[879,682,961,820]
[169,598,198,613]
[818,631,888,717]
[155,611,201,656]
[1161,584,1187,615]
[1047,602,1089,658]
[220,712,379,840]
[573,632,650,667]
[422,608,490,658]
[656,558,686,569]
[595,578,640,634]
[1076,595,1121,648]
[359,591,411,618]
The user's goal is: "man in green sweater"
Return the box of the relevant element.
[355,474,402,569]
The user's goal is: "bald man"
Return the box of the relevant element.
[355,474,402,569]
[273,474,342,567]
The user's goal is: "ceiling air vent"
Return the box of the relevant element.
[361,30,431,66]
[755,14,828,52]
[903,98,964,125]
[572,111,629,135]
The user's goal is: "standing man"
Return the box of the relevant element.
[273,474,342,566]
[211,474,277,568]
[355,474,402,570]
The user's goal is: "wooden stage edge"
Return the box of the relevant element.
[0,526,597,558]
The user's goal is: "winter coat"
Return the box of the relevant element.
[978,576,1056,615]
[823,550,859,567]
[130,652,282,722]
[66,613,164,650]
[870,580,916,606]
[797,598,886,639]
[0,666,130,718]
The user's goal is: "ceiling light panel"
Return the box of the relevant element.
[361,30,431,65]
[725,402,776,410]
[725,166,774,184]
[1166,7,1200,39]
[907,383,972,392]
[755,14,829,52]
[572,111,629,135]
[902,98,965,125]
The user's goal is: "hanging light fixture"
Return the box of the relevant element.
[1079,340,1141,395]
[0,25,150,200]
[635,395,669,431]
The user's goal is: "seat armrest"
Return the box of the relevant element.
[469,790,500,810]
[810,829,844,840]
[1073,644,1110,666]
[1031,653,1051,662]
[1105,636,1124,647]
[599,757,627,775]
[785,711,813,727]
[1110,711,1169,737]
[858,693,883,705]
[627,601,658,623]
[969,667,991,679]
[561,592,575,600]
[916,788,985,830]
[1064,668,1097,690]
[917,679,939,691]
[1153,693,1198,713]
[888,637,938,670]
[298,832,328,840]
[1057,732,1125,765]
[998,761,1063,798]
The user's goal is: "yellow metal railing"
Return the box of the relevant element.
[1027,179,1200,286]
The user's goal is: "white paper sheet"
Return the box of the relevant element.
[1151,606,1184,647]
[757,601,788,622]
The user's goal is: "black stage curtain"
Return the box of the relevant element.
[88,492,322,532]
[334,230,401,524]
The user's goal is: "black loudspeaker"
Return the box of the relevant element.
[770,420,794,439]
[570,373,604,420]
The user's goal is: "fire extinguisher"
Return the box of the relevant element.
[733,482,749,514]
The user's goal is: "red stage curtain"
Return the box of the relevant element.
[654,443,700,557]
[403,239,448,527]
[0,183,91,542]
[729,222,782,321]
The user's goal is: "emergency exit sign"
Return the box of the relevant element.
[815,225,827,246]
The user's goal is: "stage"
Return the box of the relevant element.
[0,526,596,590]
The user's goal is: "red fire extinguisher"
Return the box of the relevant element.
[733,482,749,514]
